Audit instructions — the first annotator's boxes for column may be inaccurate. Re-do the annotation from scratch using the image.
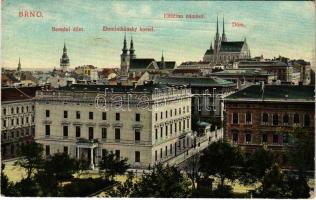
[90,148,94,170]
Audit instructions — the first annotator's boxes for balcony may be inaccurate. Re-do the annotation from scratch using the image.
[100,138,151,146]
[112,121,123,128]
[99,122,110,127]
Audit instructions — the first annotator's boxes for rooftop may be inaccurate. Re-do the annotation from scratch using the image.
[58,82,185,93]
[220,41,245,52]
[2,86,41,102]
[225,85,315,102]
[212,69,271,76]
[154,76,235,87]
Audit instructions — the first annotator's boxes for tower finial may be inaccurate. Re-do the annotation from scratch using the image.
[222,14,227,42]
[216,14,219,34]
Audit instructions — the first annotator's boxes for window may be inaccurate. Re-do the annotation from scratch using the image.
[283,133,289,144]
[183,120,185,130]
[155,150,157,161]
[304,114,310,127]
[89,127,94,140]
[3,108,6,115]
[16,118,19,125]
[179,108,182,115]
[165,146,168,156]
[262,134,267,143]
[102,128,107,139]
[262,113,268,124]
[160,112,163,119]
[175,109,177,116]
[165,126,168,137]
[283,114,289,125]
[187,119,190,128]
[273,114,278,126]
[64,146,68,154]
[232,113,238,124]
[76,126,81,137]
[11,119,14,126]
[170,110,173,117]
[160,148,162,158]
[102,112,107,120]
[135,113,140,122]
[16,107,19,113]
[116,113,120,121]
[165,111,168,118]
[21,118,24,125]
[22,107,24,113]
[155,129,158,140]
[294,113,300,124]
[45,145,50,156]
[45,110,50,117]
[245,112,251,124]
[3,120,6,128]
[170,124,173,134]
[89,112,93,120]
[245,132,251,144]
[63,126,68,137]
[45,125,50,136]
[232,131,238,143]
[170,144,172,155]
[32,105,35,111]
[135,151,140,162]
[135,129,140,141]
[115,150,120,160]
[115,128,120,140]
[155,113,157,121]
[76,111,80,119]
[179,122,181,132]
[160,127,163,138]
[175,122,177,133]
[26,106,29,112]
[11,107,14,114]
[273,134,279,144]
[26,117,29,123]
[64,111,68,118]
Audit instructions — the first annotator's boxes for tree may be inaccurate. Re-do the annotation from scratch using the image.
[254,163,291,198]
[199,141,243,189]
[15,142,44,179]
[241,147,275,185]
[75,158,90,178]
[44,152,78,183]
[98,150,129,181]
[108,171,135,197]
[1,163,15,196]
[183,153,200,189]
[130,164,191,197]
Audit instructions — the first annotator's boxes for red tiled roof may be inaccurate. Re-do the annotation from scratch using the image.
[1,86,41,102]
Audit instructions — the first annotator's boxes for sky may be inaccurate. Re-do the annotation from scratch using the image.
[1,0,315,70]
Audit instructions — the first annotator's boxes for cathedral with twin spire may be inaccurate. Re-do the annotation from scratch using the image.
[203,16,251,64]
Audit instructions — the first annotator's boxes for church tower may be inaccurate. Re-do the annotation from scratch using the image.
[120,33,130,77]
[222,15,227,42]
[17,57,21,72]
[129,36,136,59]
[60,42,70,71]
[214,15,221,62]
[161,51,166,69]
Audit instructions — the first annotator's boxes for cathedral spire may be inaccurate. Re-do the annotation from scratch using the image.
[17,57,21,71]
[216,14,219,35]
[222,15,227,42]
[129,35,136,59]
[63,42,67,53]
[122,33,128,55]
[60,42,70,71]
[161,50,165,69]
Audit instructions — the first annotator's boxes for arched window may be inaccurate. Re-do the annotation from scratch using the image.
[283,114,289,124]
[273,114,278,125]
[232,130,239,143]
[294,113,300,124]
[304,114,310,127]
[232,113,239,124]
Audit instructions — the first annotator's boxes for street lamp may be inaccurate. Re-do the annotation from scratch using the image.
[212,88,217,113]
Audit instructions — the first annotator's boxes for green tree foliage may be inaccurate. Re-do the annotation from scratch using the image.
[241,147,275,185]
[1,164,15,196]
[130,164,191,197]
[199,141,243,188]
[108,172,135,197]
[254,163,291,198]
[98,150,129,181]
[15,142,44,179]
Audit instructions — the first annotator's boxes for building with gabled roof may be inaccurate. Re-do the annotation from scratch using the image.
[203,16,251,64]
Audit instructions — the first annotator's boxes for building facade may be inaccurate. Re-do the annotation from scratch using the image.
[35,83,192,169]
[1,87,40,159]
[224,84,314,153]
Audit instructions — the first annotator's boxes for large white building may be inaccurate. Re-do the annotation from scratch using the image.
[35,82,192,169]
